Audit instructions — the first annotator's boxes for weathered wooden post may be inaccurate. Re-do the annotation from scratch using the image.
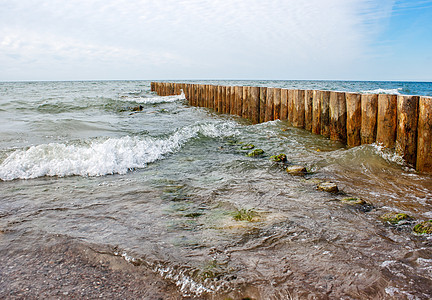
[346,92,362,147]
[305,90,314,131]
[187,84,193,105]
[280,89,288,121]
[215,86,221,112]
[228,86,235,115]
[396,95,419,167]
[250,86,260,124]
[312,90,322,135]
[288,90,295,124]
[210,85,216,109]
[259,87,267,123]
[376,94,397,148]
[225,86,231,113]
[361,93,379,145]
[329,91,347,143]
[242,86,249,119]
[265,88,274,122]
[273,88,281,120]
[235,86,243,116]
[417,96,432,173]
[151,82,155,92]
[292,90,305,128]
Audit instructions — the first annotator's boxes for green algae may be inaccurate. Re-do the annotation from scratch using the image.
[232,208,258,222]
[380,212,413,225]
[247,149,264,157]
[270,153,287,162]
[413,220,432,234]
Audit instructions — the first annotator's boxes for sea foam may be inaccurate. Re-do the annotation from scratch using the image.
[361,88,402,95]
[0,121,238,181]
[121,90,186,104]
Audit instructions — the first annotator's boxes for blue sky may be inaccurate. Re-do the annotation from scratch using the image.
[0,0,431,81]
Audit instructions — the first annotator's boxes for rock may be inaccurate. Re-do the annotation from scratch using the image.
[132,105,143,111]
[380,212,413,225]
[286,165,307,175]
[247,149,264,157]
[341,197,366,205]
[317,182,339,193]
[270,154,287,162]
[413,220,432,234]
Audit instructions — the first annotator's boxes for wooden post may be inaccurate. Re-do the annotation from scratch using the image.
[360,94,378,145]
[312,90,321,135]
[346,92,362,147]
[417,97,432,173]
[293,90,305,128]
[273,88,281,120]
[329,91,346,143]
[242,86,249,119]
[187,84,193,105]
[265,88,274,122]
[259,87,267,123]
[288,89,295,124]
[305,90,313,131]
[229,86,235,115]
[280,89,288,121]
[376,94,397,148]
[250,86,260,124]
[151,82,155,92]
[235,86,243,116]
[396,95,419,167]
[225,86,231,113]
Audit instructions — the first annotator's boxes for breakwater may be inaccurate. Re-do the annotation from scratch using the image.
[151,82,432,174]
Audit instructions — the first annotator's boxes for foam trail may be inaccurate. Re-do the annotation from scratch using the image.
[0,121,238,181]
[122,90,186,104]
[362,88,402,95]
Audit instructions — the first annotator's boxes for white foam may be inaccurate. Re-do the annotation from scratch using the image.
[122,90,186,104]
[0,121,238,181]
[372,143,405,165]
[362,88,402,95]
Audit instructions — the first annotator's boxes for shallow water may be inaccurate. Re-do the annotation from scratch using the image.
[1,80,432,298]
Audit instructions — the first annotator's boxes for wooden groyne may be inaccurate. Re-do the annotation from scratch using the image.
[151,82,432,174]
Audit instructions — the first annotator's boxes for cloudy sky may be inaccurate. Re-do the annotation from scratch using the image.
[1,0,431,81]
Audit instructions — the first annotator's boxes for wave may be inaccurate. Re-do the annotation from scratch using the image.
[361,88,402,95]
[120,90,186,105]
[0,120,238,181]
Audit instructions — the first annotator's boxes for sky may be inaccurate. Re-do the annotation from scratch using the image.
[0,0,431,81]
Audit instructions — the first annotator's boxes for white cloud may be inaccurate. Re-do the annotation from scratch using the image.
[0,0,402,80]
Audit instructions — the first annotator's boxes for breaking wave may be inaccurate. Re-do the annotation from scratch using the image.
[121,90,186,104]
[361,88,402,95]
[0,121,238,181]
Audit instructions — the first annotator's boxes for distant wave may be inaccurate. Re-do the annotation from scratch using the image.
[0,120,238,181]
[361,88,402,95]
[120,90,186,104]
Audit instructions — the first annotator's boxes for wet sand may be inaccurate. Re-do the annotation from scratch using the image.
[0,233,186,300]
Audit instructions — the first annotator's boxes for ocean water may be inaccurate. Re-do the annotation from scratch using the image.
[1,80,432,298]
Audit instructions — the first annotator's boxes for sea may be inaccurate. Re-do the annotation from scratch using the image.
[1,80,432,298]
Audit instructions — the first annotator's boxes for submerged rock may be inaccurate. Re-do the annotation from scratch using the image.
[380,212,413,225]
[132,105,143,111]
[341,197,374,212]
[286,165,307,175]
[413,220,432,234]
[341,197,366,205]
[317,182,339,193]
[270,154,287,162]
[247,149,264,157]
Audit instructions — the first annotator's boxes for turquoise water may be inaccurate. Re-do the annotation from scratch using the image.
[0,80,431,298]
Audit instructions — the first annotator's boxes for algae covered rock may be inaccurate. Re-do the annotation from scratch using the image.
[317,182,339,193]
[413,220,432,234]
[270,154,287,162]
[232,208,259,222]
[247,149,264,157]
[380,212,413,225]
[286,165,307,175]
[341,197,366,205]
